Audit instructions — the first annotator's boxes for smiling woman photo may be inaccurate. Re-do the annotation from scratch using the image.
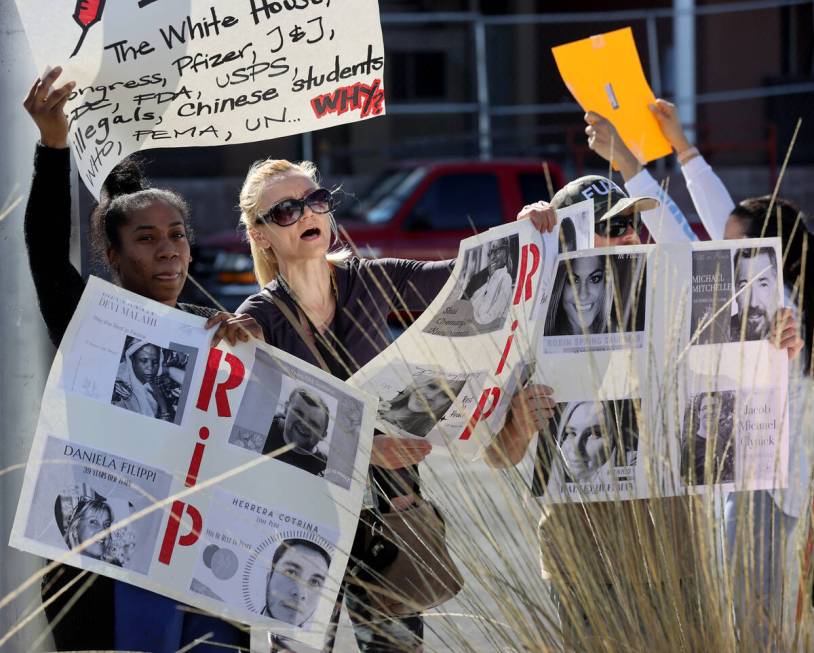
[545,255,612,336]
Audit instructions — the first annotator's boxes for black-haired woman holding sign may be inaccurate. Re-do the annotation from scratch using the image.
[23,67,261,652]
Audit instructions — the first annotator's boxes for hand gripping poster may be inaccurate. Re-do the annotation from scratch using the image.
[10,277,376,649]
[13,0,386,197]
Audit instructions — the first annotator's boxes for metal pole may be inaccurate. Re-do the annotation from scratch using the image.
[0,2,63,650]
[473,17,492,159]
[673,0,697,144]
[301,131,314,163]
[646,14,667,176]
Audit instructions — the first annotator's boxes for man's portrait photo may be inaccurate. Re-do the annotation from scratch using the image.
[228,350,361,490]
[730,246,781,342]
[262,386,332,477]
[262,538,331,628]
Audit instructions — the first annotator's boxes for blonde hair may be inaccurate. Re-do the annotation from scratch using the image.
[239,158,350,286]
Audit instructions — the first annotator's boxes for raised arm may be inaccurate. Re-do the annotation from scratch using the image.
[22,67,85,347]
[585,111,697,243]
[649,99,734,241]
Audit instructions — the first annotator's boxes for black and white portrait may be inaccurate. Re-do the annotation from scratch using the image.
[229,350,361,489]
[262,385,333,477]
[424,234,520,337]
[680,390,736,486]
[542,252,647,353]
[110,335,195,425]
[533,399,639,496]
[378,374,467,438]
[24,437,172,574]
[558,216,577,254]
[544,253,647,337]
[191,489,338,631]
[730,246,781,342]
[259,538,331,627]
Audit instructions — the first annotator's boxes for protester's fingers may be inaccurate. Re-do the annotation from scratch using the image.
[45,81,75,111]
[206,312,231,347]
[517,201,556,233]
[35,66,62,104]
[205,312,230,329]
[23,78,40,110]
[372,437,432,468]
[584,111,607,125]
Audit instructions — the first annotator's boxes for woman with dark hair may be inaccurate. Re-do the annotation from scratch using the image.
[544,255,612,337]
[558,216,577,253]
[24,67,260,652]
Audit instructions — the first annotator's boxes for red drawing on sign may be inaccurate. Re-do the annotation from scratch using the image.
[310,78,385,119]
[69,0,106,58]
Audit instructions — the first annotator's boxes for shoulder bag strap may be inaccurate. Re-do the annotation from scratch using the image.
[261,288,331,373]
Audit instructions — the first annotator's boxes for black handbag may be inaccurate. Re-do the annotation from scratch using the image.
[347,498,464,616]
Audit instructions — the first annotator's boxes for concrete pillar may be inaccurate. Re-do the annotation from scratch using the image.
[0,1,68,649]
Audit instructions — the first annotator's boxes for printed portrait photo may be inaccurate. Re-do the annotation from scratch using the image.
[729,246,782,343]
[544,253,647,338]
[423,234,520,337]
[110,335,196,425]
[229,350,362,489]
[532,399,640,497]
[689,249,734,345]
[376,367,469,438]
[190,489,338,631]
[680,390,736,486]
[558,216,578,254]
[24,437,172,574]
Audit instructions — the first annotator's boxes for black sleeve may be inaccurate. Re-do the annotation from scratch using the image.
[24,144,85,348]
[361,258,455,313]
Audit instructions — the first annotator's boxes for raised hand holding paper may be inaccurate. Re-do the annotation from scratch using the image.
[552,27,671,163]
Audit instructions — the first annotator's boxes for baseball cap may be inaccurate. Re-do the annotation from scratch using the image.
[551,175,659,224]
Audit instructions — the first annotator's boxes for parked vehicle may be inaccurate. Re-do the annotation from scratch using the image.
[189,159,566,310]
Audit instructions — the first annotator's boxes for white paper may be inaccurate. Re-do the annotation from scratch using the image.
[10,277,376,649]
[14,0,386,197]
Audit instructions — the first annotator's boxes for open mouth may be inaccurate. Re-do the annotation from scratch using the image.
[154,272,182,282]
[301,227,321,240]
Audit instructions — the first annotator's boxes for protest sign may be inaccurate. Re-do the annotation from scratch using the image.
[344,199,788,499]
[552,27,671,163]
[9,277,376,649]
[14,0,386,197]
[348,203,594,456]
[528,237,789,503]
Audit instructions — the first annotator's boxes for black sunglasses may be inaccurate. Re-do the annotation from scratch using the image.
[256,188,335,227]
[595,213,641,239]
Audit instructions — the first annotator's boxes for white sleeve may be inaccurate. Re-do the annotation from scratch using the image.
[624,170,698,243]
[680,155,735,242]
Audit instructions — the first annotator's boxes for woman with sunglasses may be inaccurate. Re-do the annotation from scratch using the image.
[235,158,558,651]
[24,67,261,652]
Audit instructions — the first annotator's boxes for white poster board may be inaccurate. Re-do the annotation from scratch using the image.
[10,277,376,649]
[14,0,386,197]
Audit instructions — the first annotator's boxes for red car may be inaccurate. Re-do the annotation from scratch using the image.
[189,159,565,310]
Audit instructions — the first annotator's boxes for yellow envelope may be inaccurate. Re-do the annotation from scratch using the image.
[552,27,672,163]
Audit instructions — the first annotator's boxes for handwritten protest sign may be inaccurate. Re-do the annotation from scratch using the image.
[9,277,376,649]
[552,27,671,163]
[14,0,386,197]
